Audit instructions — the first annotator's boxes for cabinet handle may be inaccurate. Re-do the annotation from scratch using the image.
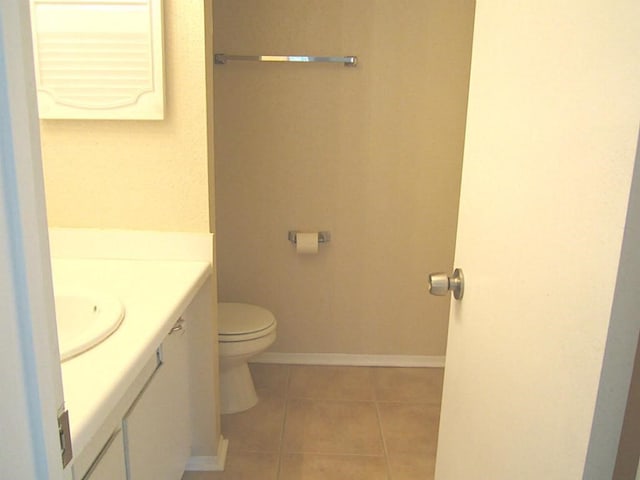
[169,317,185,335]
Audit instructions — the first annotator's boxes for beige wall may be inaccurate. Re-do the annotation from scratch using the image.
[38,1,221,456]
[214,0,474,355]
[40,1,212,233]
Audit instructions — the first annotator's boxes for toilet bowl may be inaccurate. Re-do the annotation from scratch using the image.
[218,302,277,414]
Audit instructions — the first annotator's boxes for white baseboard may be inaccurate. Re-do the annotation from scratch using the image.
[185,436,229,472]
[252,352,445,368]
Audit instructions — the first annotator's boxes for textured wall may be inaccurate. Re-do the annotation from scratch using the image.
[214,0,475,355]
[40,1,212,233]
[38,1,220,456]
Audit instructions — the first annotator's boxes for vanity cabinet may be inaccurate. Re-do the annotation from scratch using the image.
[123,319,191,480]
[73,318,191,480]
[58,262,219,480]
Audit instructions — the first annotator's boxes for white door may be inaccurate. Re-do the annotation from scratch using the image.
[435,1,640,479]
[0,2,69,478]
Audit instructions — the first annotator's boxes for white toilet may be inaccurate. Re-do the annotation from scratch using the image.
[218,302,277,414]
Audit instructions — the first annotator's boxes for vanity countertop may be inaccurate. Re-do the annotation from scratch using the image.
[51,257,211,457]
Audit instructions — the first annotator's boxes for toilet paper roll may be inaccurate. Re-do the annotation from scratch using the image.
[296,232,319,254]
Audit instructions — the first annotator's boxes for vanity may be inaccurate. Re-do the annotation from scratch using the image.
[49,230,225,479]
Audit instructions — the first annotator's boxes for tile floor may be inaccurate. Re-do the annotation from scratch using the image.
[182,364,444,480]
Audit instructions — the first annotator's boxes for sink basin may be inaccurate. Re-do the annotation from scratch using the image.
[54,291,125,362]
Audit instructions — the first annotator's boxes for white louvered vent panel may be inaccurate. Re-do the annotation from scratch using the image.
[30,0,164,119]
[37,32,152,109]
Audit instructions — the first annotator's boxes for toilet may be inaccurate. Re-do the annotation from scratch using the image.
[217,302,277,414]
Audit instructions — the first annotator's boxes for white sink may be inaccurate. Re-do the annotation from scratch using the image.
[55,291,125,362]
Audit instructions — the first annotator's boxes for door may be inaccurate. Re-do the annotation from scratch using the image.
[0,2,69,478]
[434,1,640,479]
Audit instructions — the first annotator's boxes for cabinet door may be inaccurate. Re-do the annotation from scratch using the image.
[83,430,126,480]
[30,0,165,119]
[123,322,190,480]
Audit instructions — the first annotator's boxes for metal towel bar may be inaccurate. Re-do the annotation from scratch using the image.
[215,53,357,67]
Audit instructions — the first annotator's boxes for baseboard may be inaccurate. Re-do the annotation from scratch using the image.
[252,352,446,368]
[184,436,229,472]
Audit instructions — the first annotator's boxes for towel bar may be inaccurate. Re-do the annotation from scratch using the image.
[215,54,357,67]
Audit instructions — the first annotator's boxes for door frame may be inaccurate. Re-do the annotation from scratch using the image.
[0,2,68,478]
[586,133,640,478]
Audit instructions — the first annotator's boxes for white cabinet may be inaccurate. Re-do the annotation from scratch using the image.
[74,319,191,480]
[66,274,219,480]
[82,430,127,480]
[29,0,165,119]
[123,319,191,480]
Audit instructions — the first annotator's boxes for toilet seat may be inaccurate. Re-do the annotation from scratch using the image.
[218,302,277,342]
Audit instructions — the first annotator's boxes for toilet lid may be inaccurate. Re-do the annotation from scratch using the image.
[218,303,276,339]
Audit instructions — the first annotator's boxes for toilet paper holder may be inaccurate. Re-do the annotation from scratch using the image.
[288,231,331,244]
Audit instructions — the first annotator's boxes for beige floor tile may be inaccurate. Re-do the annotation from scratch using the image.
[182,452,279,480]
[387,452,436,480]
[283,399,384,455]
[288,365,374,401]
[182,472,221,480]
[222,393,286,453]
[250,363,290,396]
[280,453,388,480]
[378,403,440,455]
[373,367,444,404]
[203,365,443,479]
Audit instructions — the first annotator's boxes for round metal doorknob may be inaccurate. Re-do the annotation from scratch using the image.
[428,268,464,300]
[429,273,450,296]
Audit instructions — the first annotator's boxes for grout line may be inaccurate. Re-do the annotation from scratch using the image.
[376,399,442,405]
[372,369,393,480]
[275,364,292,480]
[275,451,388,458]
[283,396,379,403]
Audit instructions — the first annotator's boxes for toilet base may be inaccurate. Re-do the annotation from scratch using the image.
[219,361,258,414]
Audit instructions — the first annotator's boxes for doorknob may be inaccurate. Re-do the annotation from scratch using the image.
[428,268,464,300]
